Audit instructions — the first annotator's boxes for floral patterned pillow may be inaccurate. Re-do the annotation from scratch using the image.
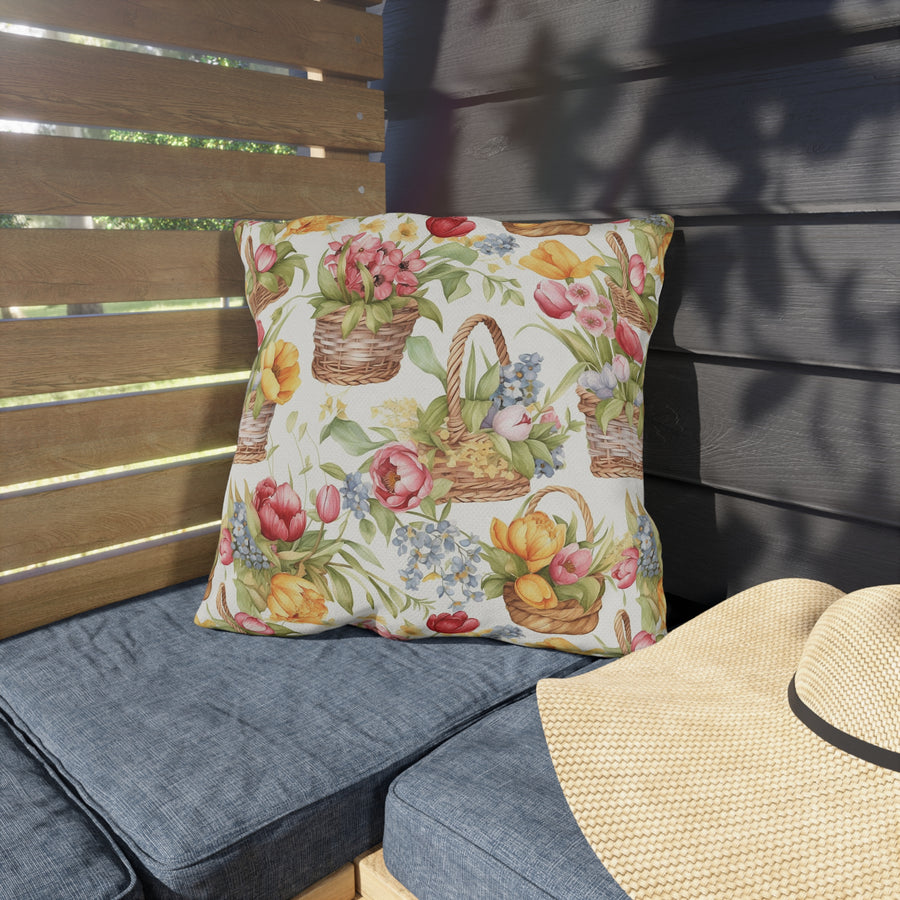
[195,213,674,655]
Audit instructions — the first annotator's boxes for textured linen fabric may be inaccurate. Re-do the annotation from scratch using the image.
[382,676,628,900]
[0,580,594,900]
[0,718,142,900]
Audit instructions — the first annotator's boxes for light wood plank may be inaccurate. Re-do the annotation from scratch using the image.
[652,221,900,373]
[0,32,383,151]
[384,0,900,98]
[0,458,232,571]
[289,862,356,900]
[0,134,385,219]
[1,230,244,307]
[642,355,900,526]
[356,848,418,900]
[0,0,382,80]
[0,383,246,487]
[389,41,899,217]
[645,476,900,609]
[0,531,217,639]
[0,308,258,397]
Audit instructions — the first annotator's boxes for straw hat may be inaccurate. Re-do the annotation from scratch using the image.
[537,579,900,899]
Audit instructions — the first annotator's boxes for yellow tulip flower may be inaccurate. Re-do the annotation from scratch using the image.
[519,240,604,280]
[260,339,301,405]
[514,573,559,609]
[266,573,327,624]
[491,512,567,573]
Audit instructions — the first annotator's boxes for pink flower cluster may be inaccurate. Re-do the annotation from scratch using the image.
[534,279,616,339]
[325,233,426,301]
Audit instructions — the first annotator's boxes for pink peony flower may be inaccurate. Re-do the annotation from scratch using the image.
[534,280,576,319]
[575,304,614,338]
[425,216,476,238]
[370,441,433,512]
[315,484,341,524]
[492,403,533,442]
[218,528,234,565]
[610,547,639,589]
[253,479,308,542]
[254,243,277,273]
[234,612,275,635]
[615,320,645,363]
[427,611,480,634]
[628,254,646,294]
[565,282,599,307]
[631,630,656,651]
[612,354,631,383]
[549,543,593,585]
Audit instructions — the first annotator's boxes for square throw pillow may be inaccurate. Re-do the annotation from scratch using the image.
[195,213,674,655]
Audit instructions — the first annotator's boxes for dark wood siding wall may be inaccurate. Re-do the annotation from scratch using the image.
[380,0,900,619]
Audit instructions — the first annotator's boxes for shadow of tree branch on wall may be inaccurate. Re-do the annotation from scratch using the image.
[381,0,900,608]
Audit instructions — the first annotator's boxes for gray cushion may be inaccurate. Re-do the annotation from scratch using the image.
[383,680,629,900]
[0,579,594,899]
[0,718,142,900]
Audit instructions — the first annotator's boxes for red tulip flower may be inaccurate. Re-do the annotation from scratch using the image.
[253,479,307,542]
[427,611,480,634]
[425,216,476,238]
[615,319,645,363]
[254,243,278,273]
[534,279,576,319]
[315,484,341,524]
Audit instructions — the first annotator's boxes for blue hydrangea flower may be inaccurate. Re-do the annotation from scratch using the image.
[340,471,371,520]
[634,514,660,577]
[473,233,519,256]
[230,502,270,570]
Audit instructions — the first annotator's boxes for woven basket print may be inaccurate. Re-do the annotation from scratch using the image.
[577,386,643,478]
[312,303,420,385]
[501,486,604,635]
[196,214,673,656]
[422,314,531,503]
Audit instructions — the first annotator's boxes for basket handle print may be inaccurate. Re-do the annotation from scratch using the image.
[524,485,595,544]
[445,314,511,446]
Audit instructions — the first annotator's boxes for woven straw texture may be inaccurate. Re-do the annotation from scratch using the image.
[537,579,900,899]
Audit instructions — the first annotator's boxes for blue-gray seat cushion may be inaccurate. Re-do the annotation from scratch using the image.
[0,718,142,900]
[0,579,594,900]
[382,676,629,900]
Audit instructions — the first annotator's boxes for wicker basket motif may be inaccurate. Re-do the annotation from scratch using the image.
[422,313,531,503]
[577,386,643,479]
[311,302,420,386]
[501,486,604,635]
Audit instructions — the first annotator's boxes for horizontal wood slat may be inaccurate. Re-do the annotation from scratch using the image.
[645,475,900,608]
[652,221,900,373]
[0,458,231,571]
[0,134,385,219]
[385,0,900,98]
[0,531,216,639]
[0,382,247,487]
[0,0,382,80]
[1,230,245,307]
[0,33,383,151]
[389,41,899,218]
[0,308,258,397]
[643,355,900,526]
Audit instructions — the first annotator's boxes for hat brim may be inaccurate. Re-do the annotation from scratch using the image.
[537,579,900,899]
